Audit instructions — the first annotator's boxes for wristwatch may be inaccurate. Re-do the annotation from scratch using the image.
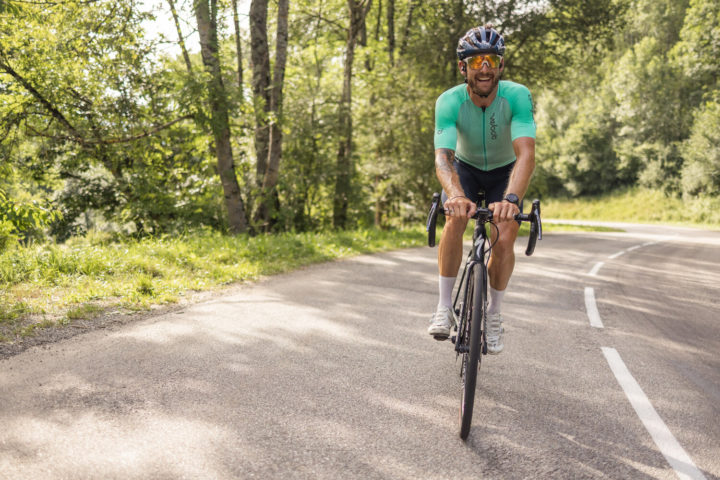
[503,193,520,206]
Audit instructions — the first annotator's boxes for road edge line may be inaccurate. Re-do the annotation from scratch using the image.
[601,347,708,480]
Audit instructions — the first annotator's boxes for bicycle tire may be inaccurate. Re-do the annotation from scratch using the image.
[459,264,485,439]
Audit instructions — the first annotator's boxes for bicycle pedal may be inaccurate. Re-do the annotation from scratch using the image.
[433,334,449,342]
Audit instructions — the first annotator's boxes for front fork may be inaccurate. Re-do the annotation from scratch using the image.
[452,233,488,357]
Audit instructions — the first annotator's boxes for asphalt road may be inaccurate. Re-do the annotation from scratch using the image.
[1,224,718,480]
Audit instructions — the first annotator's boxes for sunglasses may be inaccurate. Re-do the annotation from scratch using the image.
[465,54,502,70]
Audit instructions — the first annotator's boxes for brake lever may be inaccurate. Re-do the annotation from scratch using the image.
[533,199,543,241]
[524,199,542,256]
[427,193,441,247]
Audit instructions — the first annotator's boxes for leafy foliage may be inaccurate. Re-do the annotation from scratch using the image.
[682,99,720,196]
[533,0,720,200]
[0,187,60,250]
[1,0,718,248]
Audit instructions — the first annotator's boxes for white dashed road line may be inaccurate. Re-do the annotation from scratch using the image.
[591,241,655,276]
[585,239,706,480]
[583,287,604,328]
[602,348,708,480]
[588,261,604,276]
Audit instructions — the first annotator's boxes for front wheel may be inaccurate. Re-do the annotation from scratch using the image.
[459,265,485,439]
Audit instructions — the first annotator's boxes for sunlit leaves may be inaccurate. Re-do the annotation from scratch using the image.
[682,100,720,196]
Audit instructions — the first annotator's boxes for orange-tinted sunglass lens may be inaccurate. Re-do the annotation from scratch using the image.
[466,54,501,69]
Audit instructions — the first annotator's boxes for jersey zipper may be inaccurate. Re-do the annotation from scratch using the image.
[482,108,488,170]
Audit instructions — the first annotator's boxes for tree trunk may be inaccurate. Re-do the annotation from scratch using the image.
[195,0,248,234]
[231,0,244,97]
[374,0,382,40]
[167,0,193,73]
[399,0,416,55]
[387,0,394,65]
[249,0,271,188]
[333,0,372,229]
[257,0,290,229]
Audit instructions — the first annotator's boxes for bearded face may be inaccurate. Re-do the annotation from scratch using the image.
[461,56,503,98]
[467,68,500,97]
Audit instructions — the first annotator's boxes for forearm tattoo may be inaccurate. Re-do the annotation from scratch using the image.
[435,148,455,173]
[435,149,463,197]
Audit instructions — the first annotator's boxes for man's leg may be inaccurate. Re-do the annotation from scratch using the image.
[488,220,520,292]
[428,215,468,338]
[438,215,468,280]
[485,219,520,352]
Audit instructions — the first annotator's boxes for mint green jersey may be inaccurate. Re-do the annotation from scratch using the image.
[434,81,536,171]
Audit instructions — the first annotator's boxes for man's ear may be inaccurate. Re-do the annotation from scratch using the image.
[458,60,467,75]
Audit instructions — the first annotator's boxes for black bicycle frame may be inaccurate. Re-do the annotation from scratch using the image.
[452,206,493,356]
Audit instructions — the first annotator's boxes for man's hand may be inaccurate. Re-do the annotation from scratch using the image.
[444,195,476,218]
[488,200,519,222]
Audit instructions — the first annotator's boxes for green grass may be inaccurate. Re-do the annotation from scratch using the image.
[0,297,31,325]
[65,303,104,321]
[541,188,720,228]
[0,227,427,341]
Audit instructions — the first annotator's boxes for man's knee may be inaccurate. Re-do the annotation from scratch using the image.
[442,216,468,238]
[493,225,519,256]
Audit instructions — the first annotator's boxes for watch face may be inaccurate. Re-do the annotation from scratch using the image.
[505,194,519,205]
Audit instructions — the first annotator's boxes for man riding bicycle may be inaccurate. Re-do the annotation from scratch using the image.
[428,25,536,354]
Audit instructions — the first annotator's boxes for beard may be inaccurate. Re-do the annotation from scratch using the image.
[468,71,501,97]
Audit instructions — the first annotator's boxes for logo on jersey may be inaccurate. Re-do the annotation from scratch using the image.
[490,114,497,140]
[436,129,444,135]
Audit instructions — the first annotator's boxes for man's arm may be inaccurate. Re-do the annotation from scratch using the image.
[506,137,535,200]
[435,148,462,197]
[435,148,476,218]
[490,137,535,222]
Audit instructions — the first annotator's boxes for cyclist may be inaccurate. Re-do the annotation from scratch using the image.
[427,24,536,354]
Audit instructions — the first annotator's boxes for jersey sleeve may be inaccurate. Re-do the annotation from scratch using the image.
[434,92,458,150]
[509,85,536,140]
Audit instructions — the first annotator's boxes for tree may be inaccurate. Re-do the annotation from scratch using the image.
[250,0,272,195]
[194,0,248,233]
[273,0,343,230]
[251,0,290,230]
[674,0,720,103]
[231,0,245,93]
[333,0,372,229]
[676,0,720,196]
[682,99,720,197]
[167,0,193,73]
[386,0,395,65]
[0,1,209,236]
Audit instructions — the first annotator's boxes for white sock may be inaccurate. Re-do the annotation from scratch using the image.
[438,276,456,309]
[488,287,505,315]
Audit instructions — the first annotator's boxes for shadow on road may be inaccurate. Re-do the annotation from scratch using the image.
[1,239,718,479]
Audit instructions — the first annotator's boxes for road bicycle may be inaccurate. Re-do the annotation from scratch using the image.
[426,192,542,440]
